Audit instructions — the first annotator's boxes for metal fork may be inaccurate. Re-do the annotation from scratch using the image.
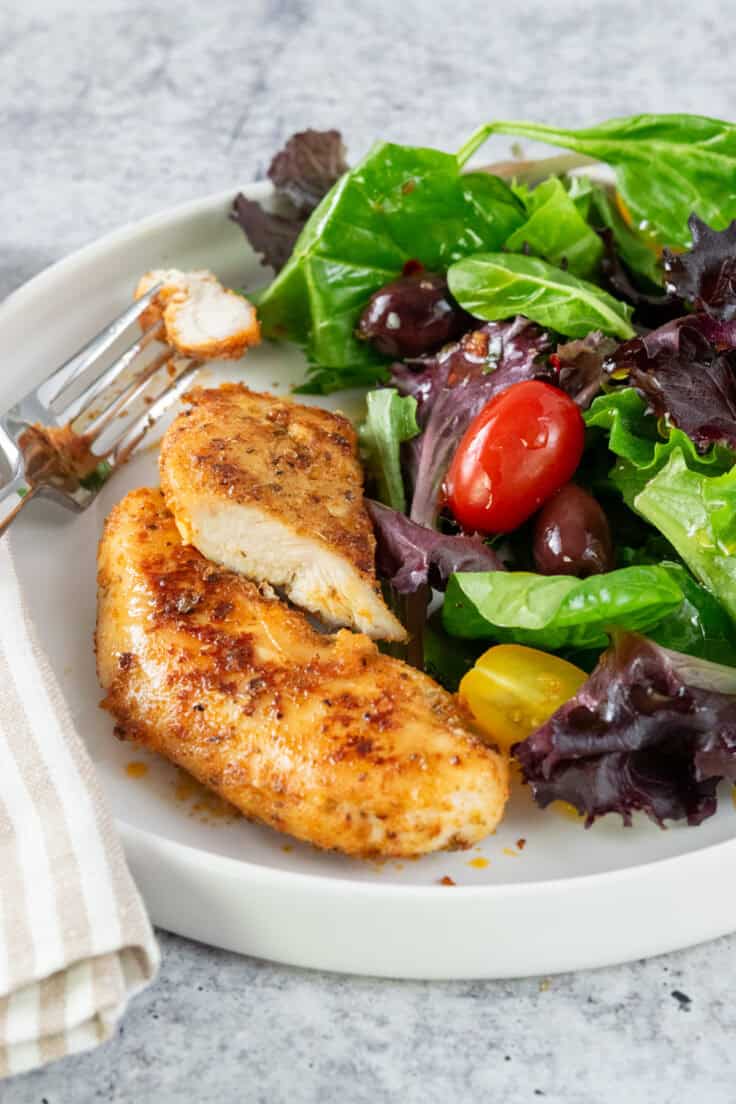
[0,284,201,536]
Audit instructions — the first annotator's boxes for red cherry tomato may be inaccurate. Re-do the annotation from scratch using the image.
[445,381,585,534]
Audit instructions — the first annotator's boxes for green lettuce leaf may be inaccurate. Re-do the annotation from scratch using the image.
[505,176,603,278]
[584,387,662,470]
[447,253,634,339]
[358,389,419,513]
[584,388,734,506]
[701,466,736,553]
[565,174,595,219]
[256,140,525,393]
[442,565,683,649]
[634,450,736,621]
[583,388,736,633]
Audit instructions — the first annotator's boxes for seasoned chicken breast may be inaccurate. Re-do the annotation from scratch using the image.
[159,384,406,641]
[135,269,260,359]
[96,488,508,858]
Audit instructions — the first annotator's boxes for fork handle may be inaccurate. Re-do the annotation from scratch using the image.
[0,477,37,539]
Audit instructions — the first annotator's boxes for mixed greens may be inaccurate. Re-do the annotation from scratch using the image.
[233,115,736,829]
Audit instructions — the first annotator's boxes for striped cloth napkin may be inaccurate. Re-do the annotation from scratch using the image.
[0,540,159,1078]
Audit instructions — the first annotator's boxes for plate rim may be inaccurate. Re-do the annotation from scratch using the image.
[116,811,736,898]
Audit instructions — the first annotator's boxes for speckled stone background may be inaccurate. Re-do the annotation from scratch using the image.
[3,0,736,1100]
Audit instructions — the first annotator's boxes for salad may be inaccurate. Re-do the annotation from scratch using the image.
[231,115,736,830]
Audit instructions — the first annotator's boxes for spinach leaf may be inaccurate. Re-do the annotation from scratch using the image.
[442,565,683,650]
[358,389,419,513]
[460,114,736,249]
[257,141,525,393]
[588,184,664,288]
[505,176,603,278]
[634,449,736,621]
[447,253,634,339]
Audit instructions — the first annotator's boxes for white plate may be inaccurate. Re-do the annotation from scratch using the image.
[3,183,736,979]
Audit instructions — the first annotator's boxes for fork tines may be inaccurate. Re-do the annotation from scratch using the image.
[48,282,200,468]
[39,283,165,410]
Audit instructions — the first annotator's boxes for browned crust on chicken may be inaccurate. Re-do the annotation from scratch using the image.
[136,279,181,333]
[96,488,508,857]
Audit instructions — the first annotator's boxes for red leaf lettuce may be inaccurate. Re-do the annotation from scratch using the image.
[367,500,503,593]
[514,632,736,827]
[664,214,736,320]
[230,129,348,272]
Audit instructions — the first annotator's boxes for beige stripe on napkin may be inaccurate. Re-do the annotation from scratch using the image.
[0,540,159,1078]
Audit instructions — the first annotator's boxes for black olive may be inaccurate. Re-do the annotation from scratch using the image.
[356,270,466,359]
[533,483,615,578]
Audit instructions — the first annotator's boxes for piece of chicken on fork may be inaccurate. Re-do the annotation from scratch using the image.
[135,269,261,360]
[96,489,509,858]
[159,384,406,641]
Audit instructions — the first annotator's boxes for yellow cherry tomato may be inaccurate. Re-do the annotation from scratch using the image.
[458,644,587,755]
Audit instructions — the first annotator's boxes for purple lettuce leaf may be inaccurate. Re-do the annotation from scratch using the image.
[392,317,552,421]
[407,373,501,528]
[552,332,618,410]
[514,632,736,827]
[267,129,348,213]
[603,310,736,380]
[229,194,304,273]
[388,356,444,423]
[390,319,551,526]
[611,324,736,452]
[230,129,348,272]
[638,311,736,357]
[663,214,736,320]
[366,500,503,593]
